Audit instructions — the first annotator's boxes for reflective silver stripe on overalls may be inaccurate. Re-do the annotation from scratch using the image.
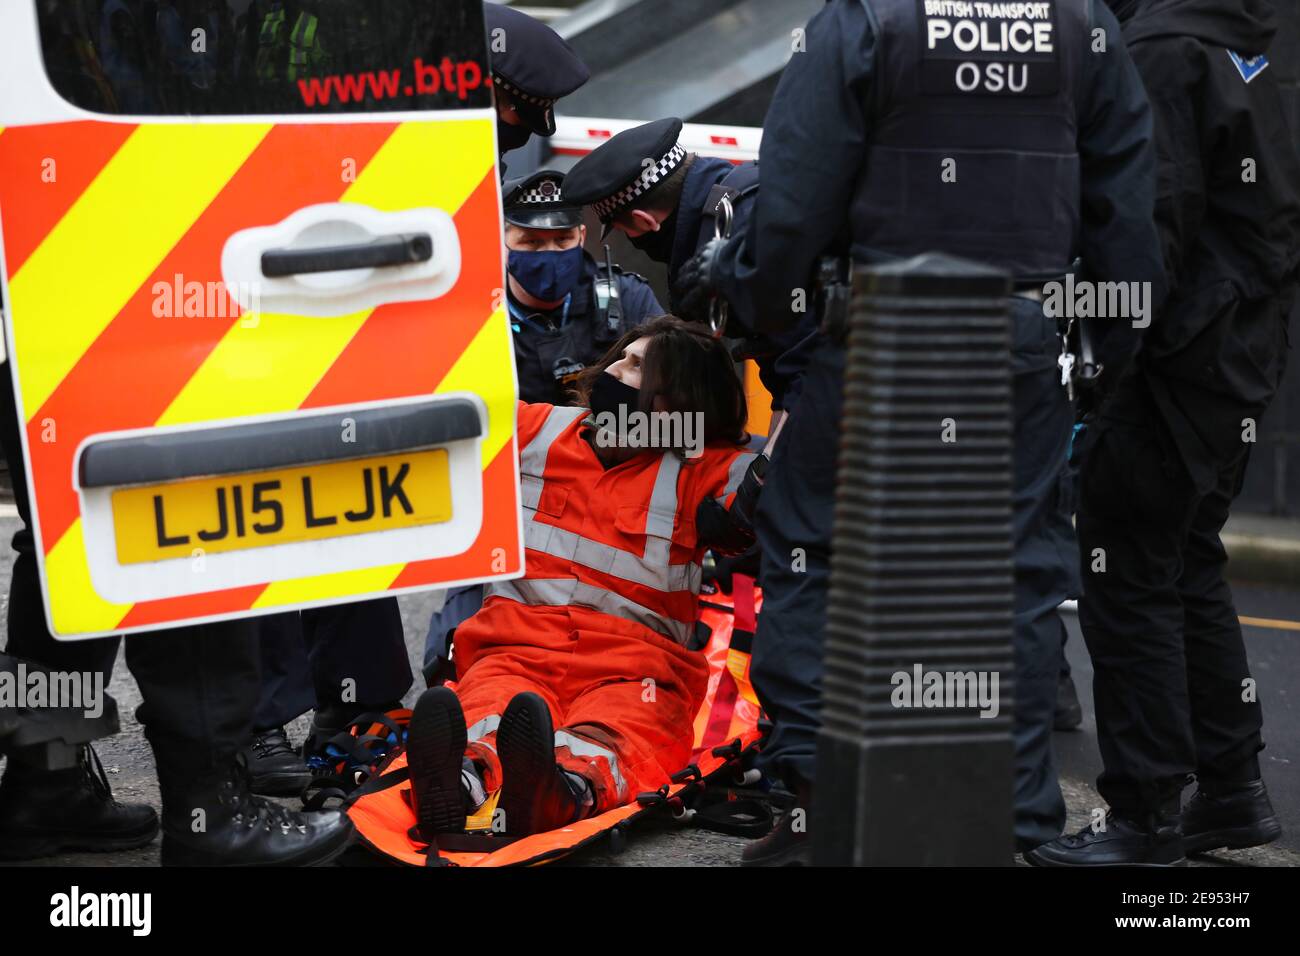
[488,405,699,645]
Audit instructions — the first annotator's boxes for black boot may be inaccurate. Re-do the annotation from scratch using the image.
[1182,779,1281,854]
[407,687,468,838]
[741,782,812,866]
[0,744,158,859]
[159,761,354,867]
[1054,673,1083,731]
[1024,809,1185,866]
[240,726,311,797]
[497,692,582,835]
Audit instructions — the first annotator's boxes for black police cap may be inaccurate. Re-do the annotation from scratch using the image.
[485,3,590,137]
[502,170,583,230]
[562,118,687,224]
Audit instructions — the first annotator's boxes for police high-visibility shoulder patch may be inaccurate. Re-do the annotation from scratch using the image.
[1228,50,1269,85]
[918,0,1061,97]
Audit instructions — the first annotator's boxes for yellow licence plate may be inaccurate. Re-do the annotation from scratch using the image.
[111,450,451,565]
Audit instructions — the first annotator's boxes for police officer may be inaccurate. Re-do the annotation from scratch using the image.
[563,117,819,414]
[484,2,589,173]
[1029,0,1300,867]
[681,0,1165,863]
[422,170,662,677]
[0,357,352,864]
[502,169,662,405]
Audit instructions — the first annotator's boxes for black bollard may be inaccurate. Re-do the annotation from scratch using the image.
[813,253,1017,866]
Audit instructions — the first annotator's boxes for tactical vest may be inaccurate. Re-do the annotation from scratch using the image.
[853,0,1089,278]
[512,305,608,406]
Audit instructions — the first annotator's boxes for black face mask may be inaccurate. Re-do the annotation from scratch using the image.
[497,119,533,156]
[626,210,679,264]
[589,371,640,420]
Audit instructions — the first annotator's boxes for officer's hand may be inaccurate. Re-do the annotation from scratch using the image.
[702,548,761,594]
[696,494,755,557]
[671,238,724,324]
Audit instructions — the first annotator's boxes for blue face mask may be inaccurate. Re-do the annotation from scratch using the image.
[507,246,585,303]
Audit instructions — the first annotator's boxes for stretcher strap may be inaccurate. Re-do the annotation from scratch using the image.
[342,762,410,808]
[302,785,350,812]
[692,796,773,838]
[732,575,756,632]
[429,832,523,851]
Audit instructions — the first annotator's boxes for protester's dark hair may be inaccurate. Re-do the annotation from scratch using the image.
[573,314,748,447]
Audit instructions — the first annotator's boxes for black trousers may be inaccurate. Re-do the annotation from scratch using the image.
[253,597,411,732]
[750,338,841,790]
[753,303,1076,849]
[1077,378,1263,816]
[0,362,258,807]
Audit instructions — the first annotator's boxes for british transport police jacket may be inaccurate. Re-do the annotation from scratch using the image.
[712,0,1166,371]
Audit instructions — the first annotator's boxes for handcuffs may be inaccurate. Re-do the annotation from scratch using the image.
[707,194,734,338]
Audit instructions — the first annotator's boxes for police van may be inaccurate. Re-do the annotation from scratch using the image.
[0,0,522,638]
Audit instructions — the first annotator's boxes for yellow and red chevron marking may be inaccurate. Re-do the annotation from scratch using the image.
[0,117,517,635]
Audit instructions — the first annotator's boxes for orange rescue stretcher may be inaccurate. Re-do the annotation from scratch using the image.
[341,579,766,866]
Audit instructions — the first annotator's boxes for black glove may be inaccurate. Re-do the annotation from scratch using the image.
[671,237,725,324]
[694,455,767,557]
[696,495,755,556]
[702,547,761,594]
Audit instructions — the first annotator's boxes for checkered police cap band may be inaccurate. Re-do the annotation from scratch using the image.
[518,180,564,204]
[591,144,688,221]
[492,73,557,110]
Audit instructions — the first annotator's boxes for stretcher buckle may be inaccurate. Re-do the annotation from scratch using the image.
[670,764,702,785]
[710,739,743,762]
[636,785,671,808]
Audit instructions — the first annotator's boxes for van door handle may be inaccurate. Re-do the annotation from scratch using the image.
[261,232,433,278]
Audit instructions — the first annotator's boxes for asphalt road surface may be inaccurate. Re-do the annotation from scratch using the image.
[1,513,1296,867]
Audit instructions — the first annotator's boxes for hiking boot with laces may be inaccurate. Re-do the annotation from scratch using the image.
[160,761,354,867]
[240,726,312,796]
[0,744,159,859]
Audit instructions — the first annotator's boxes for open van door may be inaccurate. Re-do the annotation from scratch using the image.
[0,0,521,638]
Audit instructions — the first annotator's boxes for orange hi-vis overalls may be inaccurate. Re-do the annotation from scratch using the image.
[452,401,757,812]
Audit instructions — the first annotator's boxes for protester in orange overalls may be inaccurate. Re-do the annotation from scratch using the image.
[406,316,761,837]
